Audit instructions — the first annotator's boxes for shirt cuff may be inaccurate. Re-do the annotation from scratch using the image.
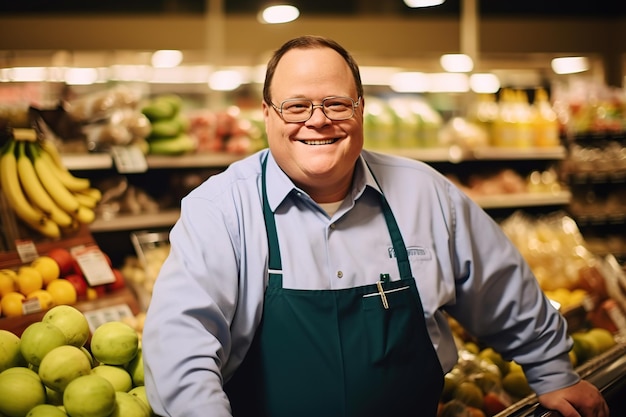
[523,352,581,395]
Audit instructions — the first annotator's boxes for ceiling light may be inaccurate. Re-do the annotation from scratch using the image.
[469,73,500,93]
[65,67,100,85]
[259,5,300,24]
[209,70,243,91]
[551,56,589,75]
[428,73,469,93]
[404,0,445,7]
[440,54,474,73]
[390,72,429,92]
[151,50,183,68]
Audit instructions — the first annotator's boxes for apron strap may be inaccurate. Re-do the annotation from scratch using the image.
[261,155,413,282]
[262,156,283,283]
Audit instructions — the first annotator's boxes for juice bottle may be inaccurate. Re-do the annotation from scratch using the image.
[532,88,560,147]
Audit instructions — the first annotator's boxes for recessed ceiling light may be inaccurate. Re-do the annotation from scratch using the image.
[259,5,300,24]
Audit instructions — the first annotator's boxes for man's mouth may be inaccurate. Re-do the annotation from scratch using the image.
[300,138,339,145]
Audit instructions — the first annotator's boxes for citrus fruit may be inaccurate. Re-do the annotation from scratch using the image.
[42,305,91,348]
[585,327,616,354]
[0,272,17,297]
[502,370,533,398]
[63,374,116,417]
[31,256,61,285]
[0,329,27,372]
[129,386,152,411]
[92,364,133,392]
[17,266,43,296]
[1,291,26,317]
[39,345,93,392]
[26,404,68,417]
[126,347,145,386]
[91,321,139,366]
[111,391,151,417]
[0,268,17,281]
[27,289,56,311]
[20,322,68,367]
[46,279,77,305]
[478,347,510,376]
[571,332,596,364]
[453,380,484,409]
[0,367,47,417]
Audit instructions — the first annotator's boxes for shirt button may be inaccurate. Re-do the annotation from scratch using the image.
[337,271,343,278]
[330,223,336,229]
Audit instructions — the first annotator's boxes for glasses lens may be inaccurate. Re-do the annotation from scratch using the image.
[278,97,356,122]
[281,99,313,122]
[323,97,355,120]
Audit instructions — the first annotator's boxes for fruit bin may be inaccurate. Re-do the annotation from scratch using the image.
[0,223,141,336]
[492,341,626,417]
[125,230,170,312]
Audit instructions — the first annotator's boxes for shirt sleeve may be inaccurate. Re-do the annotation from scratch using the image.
[442,181,579,394]
[142,177,266,417]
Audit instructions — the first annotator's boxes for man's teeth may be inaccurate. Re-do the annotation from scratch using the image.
[302,139,337,145]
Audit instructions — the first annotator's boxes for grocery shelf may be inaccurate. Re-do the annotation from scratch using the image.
[62,146,568,172]
[84,192,572,233]
[62,151,247,171]
[473,191,572,209]
[390,146,567,163]
[89,209,180,232]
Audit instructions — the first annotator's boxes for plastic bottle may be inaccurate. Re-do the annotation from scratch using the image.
[532,88,560,147]
[492,89,516,147]
[513,89,533,148]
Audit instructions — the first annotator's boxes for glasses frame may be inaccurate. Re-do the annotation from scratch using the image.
[270,96,361,123]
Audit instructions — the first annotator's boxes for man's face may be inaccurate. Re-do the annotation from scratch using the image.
[263,47,364,203]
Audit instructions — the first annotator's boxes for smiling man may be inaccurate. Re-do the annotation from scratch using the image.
[142,35,609,417]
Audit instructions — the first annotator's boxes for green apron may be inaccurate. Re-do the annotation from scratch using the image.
[224,158,444,416]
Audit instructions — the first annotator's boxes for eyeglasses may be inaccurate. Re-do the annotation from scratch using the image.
[270,96,361,123]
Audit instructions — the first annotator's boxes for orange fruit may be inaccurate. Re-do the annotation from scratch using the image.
[16,266,43,296]
[0,269,18,282]
[86,287,99,301]
[46,279,77,305]
[1,292,26,317]
[26,289,56,311]
[0,273,17,297]
[31,256,61,285]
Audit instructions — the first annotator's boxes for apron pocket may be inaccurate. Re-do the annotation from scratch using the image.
[361,283,421,364]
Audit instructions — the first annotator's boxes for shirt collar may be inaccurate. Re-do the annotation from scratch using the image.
[263,151,383,213]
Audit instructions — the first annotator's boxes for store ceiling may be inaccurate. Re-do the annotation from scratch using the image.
[1,0,625,17]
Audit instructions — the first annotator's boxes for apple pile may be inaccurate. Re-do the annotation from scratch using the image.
[0,247,126,319]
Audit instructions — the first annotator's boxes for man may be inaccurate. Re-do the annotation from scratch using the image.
[142,35,609,417]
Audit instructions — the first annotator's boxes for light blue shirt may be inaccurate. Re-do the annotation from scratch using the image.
[143,148,578,417]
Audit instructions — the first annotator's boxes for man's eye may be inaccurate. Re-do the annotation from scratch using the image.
[285,102,309,112]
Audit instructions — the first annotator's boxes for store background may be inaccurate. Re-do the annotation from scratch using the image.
[0,2,626,416]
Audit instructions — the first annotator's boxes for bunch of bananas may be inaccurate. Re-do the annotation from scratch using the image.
[0,128,102,239]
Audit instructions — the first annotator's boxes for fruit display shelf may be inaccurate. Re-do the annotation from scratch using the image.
[493,342,626,417]
[0,286,141,337]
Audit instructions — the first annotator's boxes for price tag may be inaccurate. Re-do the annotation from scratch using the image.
[83,304,135,333]
[21,298,43,315]
[15,239,39,263]
[71,245,115,286]
[111,145,148,174]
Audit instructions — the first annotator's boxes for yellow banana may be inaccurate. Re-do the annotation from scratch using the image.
[16,141,73,227]
[0,139,60,239]
[39,145,91,192]
[73,191,98,209]
[75,205,96,224]
[30,142,81,215]
[77,187,102,202]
